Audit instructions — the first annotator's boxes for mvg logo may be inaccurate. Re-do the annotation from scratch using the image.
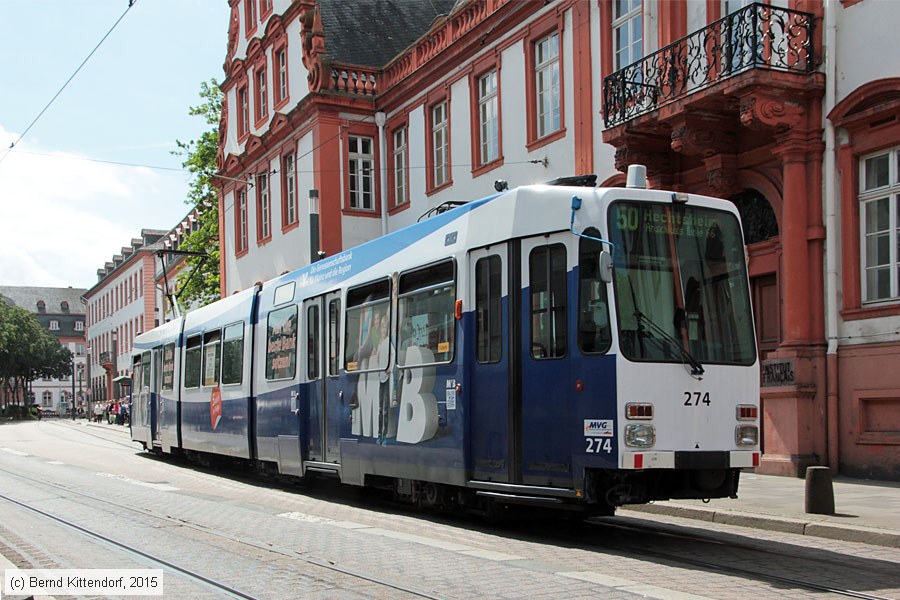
[583,419,614,437]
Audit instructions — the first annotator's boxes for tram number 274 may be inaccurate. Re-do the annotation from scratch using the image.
[585,438,613,453]
[684,391,711,406]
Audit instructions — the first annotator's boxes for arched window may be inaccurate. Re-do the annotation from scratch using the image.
[728,190,779,245]
[61,301,70,313]
[36,300,46,313]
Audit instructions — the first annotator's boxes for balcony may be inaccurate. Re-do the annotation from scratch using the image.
[99,351,112,366]
[603,3,815,128]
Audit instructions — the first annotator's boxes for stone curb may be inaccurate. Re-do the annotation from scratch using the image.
[621,503,900,549]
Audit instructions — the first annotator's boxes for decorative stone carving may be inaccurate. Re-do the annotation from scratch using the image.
[739,93,805,131]
[299,1,327,93]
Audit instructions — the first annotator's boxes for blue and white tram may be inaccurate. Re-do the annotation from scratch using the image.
[131,168,760,515]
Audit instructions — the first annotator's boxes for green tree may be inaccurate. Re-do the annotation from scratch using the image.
[172,78,223,308]
[0,301,73,417]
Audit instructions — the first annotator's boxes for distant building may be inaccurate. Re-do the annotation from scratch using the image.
[83,210,202,407]
[0,286,87,413]
[84,229,166,406]
[215,0,900,480]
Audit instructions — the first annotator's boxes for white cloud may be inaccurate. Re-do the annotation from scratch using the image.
[0,126,192,289]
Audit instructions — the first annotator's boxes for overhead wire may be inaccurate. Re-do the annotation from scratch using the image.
[0,0,138,169]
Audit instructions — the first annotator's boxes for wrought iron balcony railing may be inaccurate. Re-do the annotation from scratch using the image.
[603,3,814,128]
[99,351,112,365]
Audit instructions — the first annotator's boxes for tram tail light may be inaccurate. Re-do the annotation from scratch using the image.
[626,403,654,420]
[735,425,759,446]
[736,404,758,421]
[625,424,655,447]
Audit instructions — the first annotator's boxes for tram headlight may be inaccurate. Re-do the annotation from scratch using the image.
[735,425,759,446]
[624,424,655,447]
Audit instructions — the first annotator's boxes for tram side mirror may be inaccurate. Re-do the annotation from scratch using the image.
[598,250,613,283]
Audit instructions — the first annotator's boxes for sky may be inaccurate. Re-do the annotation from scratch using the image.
[0,0,229,290]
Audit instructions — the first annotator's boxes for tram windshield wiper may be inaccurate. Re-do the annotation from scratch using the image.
[634,310,704,377]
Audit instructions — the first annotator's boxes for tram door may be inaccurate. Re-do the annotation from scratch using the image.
[151,347,163,443]
[468,246,512,482]
[304,291,341,464]
[519,234,574,487]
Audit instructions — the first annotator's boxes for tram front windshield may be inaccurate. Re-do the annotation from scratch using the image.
[608,201,756,367]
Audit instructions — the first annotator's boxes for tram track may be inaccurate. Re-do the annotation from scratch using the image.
[2,435,896,600]
[0,466,444,600]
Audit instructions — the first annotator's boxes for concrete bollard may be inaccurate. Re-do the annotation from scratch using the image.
[804,466,835,515]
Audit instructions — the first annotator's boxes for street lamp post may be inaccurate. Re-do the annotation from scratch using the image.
[112,329,118,403]
[71,356,76,420]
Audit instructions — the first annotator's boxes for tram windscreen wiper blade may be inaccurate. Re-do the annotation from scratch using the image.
[634,310,705,377]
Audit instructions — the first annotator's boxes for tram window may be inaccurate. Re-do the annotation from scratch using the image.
[475,255,502,363]
[266,305,298,380]
[328,299,341,376]
[578,228,612,354]
[132,356,142,393]
[530,244,567,359]
[141,352,151,388]
[202,330,221,387]
[398,260,456,366]
[184,335,202,389]
[221,323,244,385]
[307,304,320,379]
[344,279,391,372]
[161,343,175,391]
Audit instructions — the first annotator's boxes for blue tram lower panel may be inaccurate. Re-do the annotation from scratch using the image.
[255,386,303,470]
[337,362,467,487]
[180,396,252,459]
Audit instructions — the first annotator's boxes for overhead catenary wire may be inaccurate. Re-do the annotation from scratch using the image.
[0,0,138,169]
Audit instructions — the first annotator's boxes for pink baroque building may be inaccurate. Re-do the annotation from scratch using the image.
[215,0,900,481]
[84,230,166,407]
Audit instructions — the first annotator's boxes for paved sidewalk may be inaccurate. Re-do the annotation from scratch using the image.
[621,471,900,548]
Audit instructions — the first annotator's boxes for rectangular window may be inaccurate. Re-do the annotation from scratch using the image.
[161,343,175,391]
[49,320,59,331]
[238,86,250,138]
[202,330,221,387]
[276,48,288,104]
[393,127,408,206]
[237,188,249,252]
[141,351,151,388]
[266,305,297,380]
[535,32,560,137]
[256,67,268,122]
[475,255,502,363]
[860,147,900,303]
[244,0,257,36]
[307,304,320,379]
[478,70,499,165]
[283,153,297,226]
[222,323,244,385]
[398,260,456,366]
[328,298,341,376]
[344,280,391,372]
[75,321,84,331]
[530,244,567,359]
[348,135,374,210]
[613,0,642,70]
[184,335,202,389]
[577,229,612,354]
[432,101,449,187]
[257,172,270,240]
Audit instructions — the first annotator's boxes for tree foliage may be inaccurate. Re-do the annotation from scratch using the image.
[0,301,73,413]
[172,78,223,308]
